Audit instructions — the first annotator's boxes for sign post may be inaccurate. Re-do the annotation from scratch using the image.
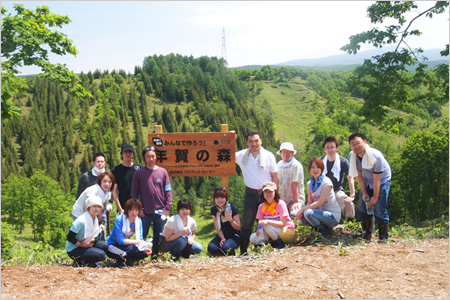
[148,124,235,190]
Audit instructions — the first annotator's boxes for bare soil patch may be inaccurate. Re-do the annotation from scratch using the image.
[1,238,448,299]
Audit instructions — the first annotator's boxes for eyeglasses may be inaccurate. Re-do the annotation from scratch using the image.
[215,188,226,192]
[324,146,336,150]
[350,141,363,147]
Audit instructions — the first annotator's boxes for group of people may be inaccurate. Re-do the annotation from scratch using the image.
[66,130,391,267]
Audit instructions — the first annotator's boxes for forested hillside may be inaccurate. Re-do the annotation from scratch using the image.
[2,54,448,247]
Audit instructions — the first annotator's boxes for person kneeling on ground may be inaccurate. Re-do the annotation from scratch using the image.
[296,157,341,242]
[162,199,203,261]
[250,182,296,249]
[208,188,241,256]
[107,198,151,268]
[66,196,114,267]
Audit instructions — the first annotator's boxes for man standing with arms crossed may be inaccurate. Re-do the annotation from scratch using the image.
[111,144,143,215]
[348,133,391,243]
[131,146,172,256]
[232,130,278,255]
[320,137,356,222]
[276,142,305,219]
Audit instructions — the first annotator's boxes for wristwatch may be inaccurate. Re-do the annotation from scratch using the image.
[350,194,355,198]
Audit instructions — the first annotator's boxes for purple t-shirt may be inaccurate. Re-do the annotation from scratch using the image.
[131,166,172,214]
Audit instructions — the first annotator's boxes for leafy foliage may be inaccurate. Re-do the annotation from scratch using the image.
[1,171,73,248]
[1,4,91,121]
[340,1,449,128]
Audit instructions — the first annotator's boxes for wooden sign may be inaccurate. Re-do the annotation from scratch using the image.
[147,132,236,177]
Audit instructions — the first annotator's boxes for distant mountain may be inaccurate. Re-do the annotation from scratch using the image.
[275,47,447,67]
[232,47,448,71]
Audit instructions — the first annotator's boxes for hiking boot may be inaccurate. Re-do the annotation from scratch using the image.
[378,223,389,243]
[361,219,373,241]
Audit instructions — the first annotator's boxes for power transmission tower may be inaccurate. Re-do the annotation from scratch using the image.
[221,27,228,66]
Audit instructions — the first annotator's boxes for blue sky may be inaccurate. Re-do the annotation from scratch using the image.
[2,1,448,75]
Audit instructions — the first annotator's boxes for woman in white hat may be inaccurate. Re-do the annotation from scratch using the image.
[66,196,113,267]
[249,182,296,249]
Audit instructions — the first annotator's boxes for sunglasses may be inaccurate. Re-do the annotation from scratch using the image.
[143,146,156,153]
[214,187,226,192]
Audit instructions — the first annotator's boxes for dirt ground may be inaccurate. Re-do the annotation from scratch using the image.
[1,237,448,299]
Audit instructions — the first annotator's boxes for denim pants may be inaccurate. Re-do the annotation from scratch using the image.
[107,243,149,263]
[358,181,390,224]
[241,189,261,242]
[141,213,165,255]
[67,240,110,265]
[208,234,240,256]
[300,209,339,228]
[168,236,203,259]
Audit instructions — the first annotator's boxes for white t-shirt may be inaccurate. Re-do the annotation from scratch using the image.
[162,215,197,237]
[236,148,278,189]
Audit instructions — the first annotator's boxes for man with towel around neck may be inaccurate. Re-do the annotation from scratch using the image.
[348,133,391,243]
[232,130,278,255]
[320,137,356,222]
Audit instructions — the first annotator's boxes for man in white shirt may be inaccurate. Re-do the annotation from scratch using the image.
[233,130,278,255]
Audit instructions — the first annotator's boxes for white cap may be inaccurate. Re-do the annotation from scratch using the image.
[277,142,297,156]
[85,195,103,210]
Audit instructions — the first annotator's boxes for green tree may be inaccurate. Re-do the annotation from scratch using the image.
[341,1,449,128]
[399,125,449,222]
[1,4,91,121]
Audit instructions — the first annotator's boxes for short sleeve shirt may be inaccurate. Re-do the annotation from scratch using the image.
[210,205,241,239]
[256,200,296,229]
[277,158,305,204]
[162,215,197,237]
[308,176,341,223]
[235,148,278,189]
[351,148,391,189]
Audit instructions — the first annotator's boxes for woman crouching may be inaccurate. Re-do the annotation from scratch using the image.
[208,188,241,256]
[66,196,113,267]
[250,182,296,249]
[162,199,203,261]
[107,199,151,267]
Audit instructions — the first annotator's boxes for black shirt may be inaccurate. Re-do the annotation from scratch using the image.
[320,155,350,192]
[111,163,143,208]
[210,204,241,239]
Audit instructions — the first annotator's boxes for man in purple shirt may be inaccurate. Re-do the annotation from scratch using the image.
[131,146,172,256]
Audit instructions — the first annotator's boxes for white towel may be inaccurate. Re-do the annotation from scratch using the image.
[82,210,99,240]
[176,214,191,232]
[122,215,142,240]
[349,144,376,177]
[277,157,295,169]
[96,184,111,205]
[322,153,341,182]
[241,146,266,169]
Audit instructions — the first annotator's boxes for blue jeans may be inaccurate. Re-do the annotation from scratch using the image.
[107,243,149,263]
[208,234,241,256]
[141,213,165,255]
[168,236,203,259]
[358,181,390,224]
[241,189,261,241]
[67,240,111,265]
[300,209,339,228]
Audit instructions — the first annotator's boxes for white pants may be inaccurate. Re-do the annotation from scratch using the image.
[335,190,355,218]
[250,225,281,245]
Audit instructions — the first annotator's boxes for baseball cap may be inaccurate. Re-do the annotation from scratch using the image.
[121,144,135,153]
[262,182,277,191]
